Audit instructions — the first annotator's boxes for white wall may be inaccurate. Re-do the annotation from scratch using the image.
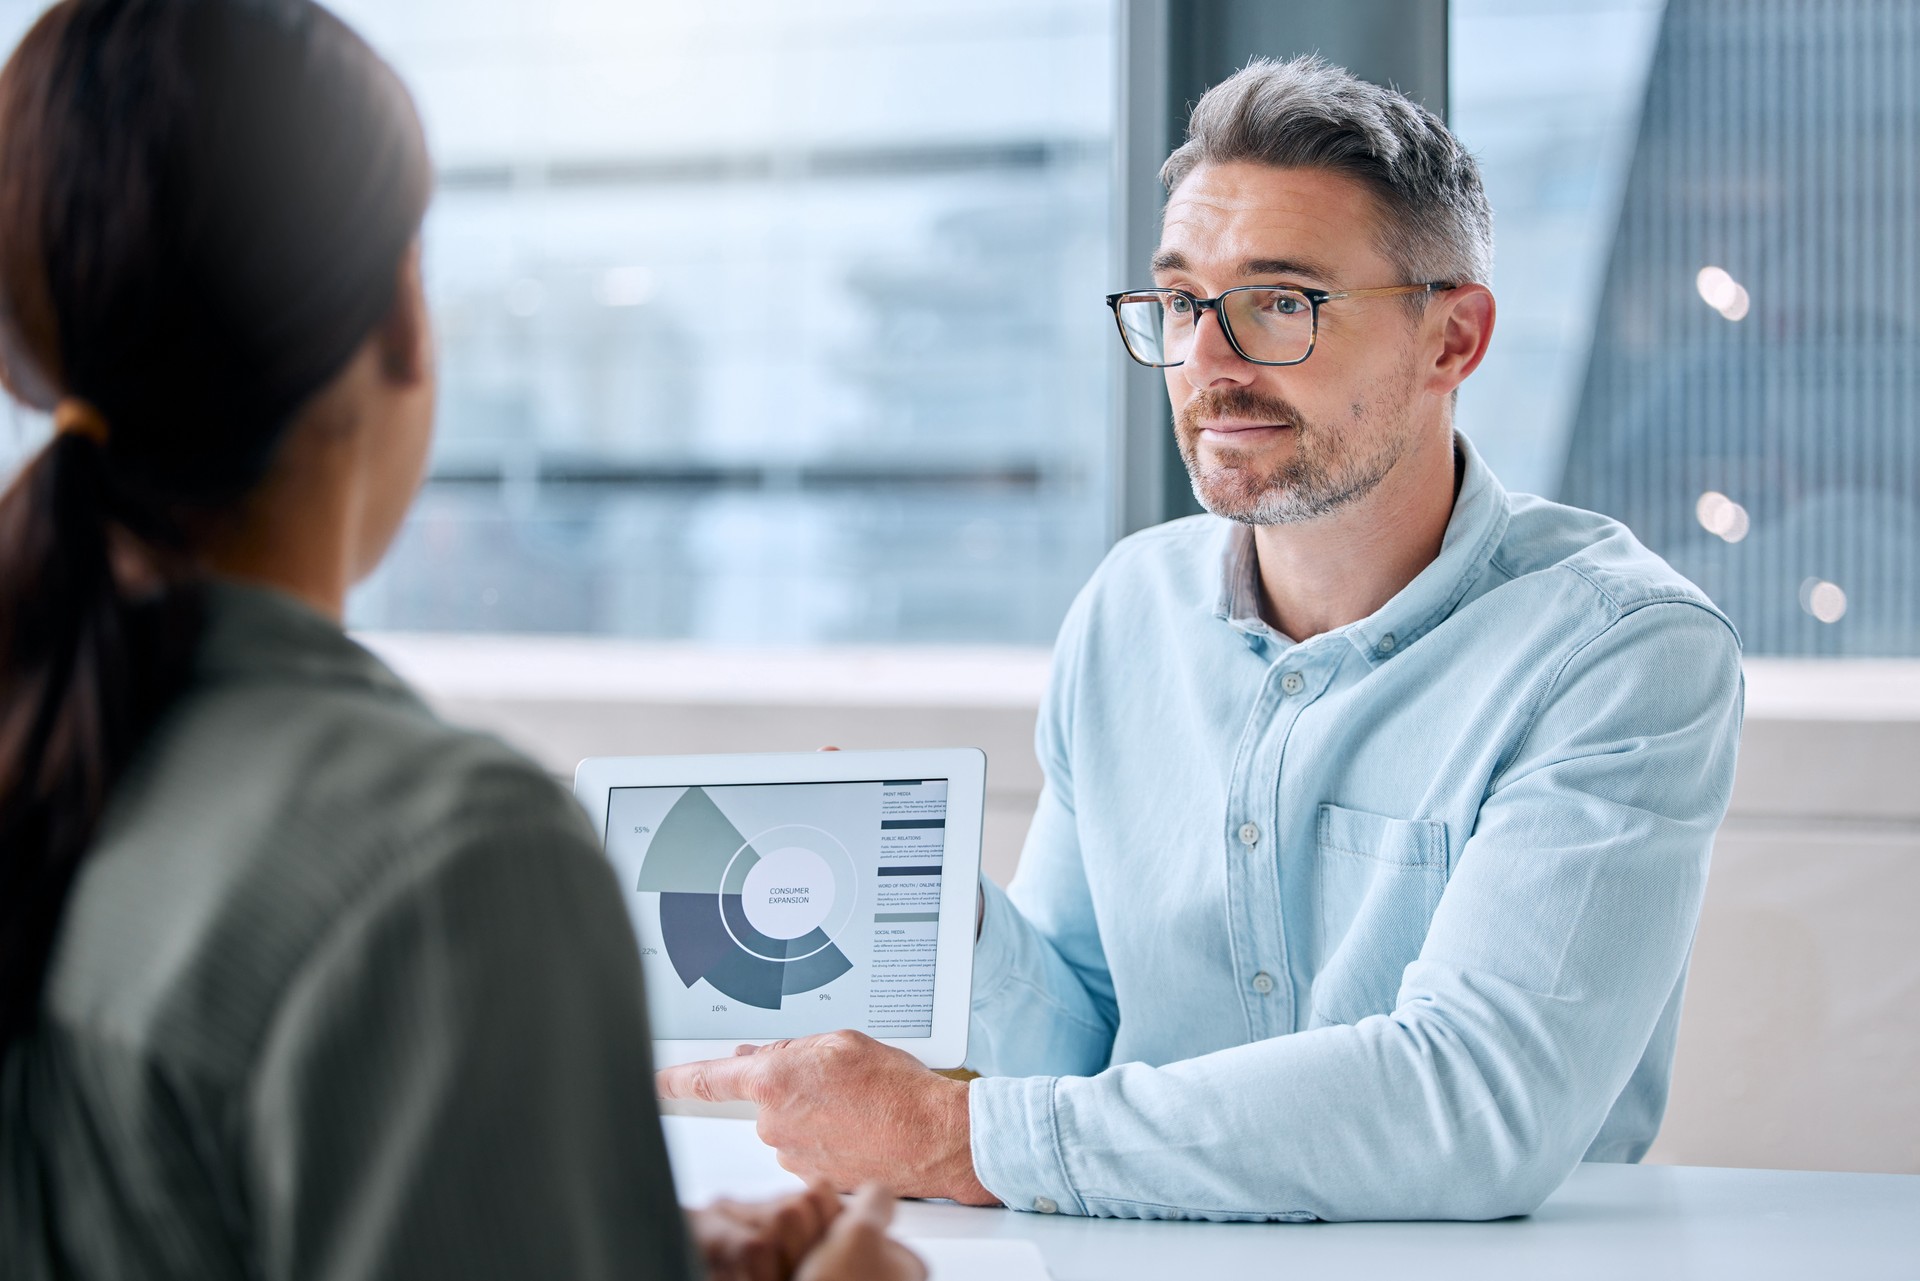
[1643,660,1920,1176]
[366,635,1920,1176]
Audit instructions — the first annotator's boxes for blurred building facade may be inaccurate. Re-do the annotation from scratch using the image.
[337,0,1119,646]
[1561,0,1920,655]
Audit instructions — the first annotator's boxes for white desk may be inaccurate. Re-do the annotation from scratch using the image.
[663,1116,1920,1280]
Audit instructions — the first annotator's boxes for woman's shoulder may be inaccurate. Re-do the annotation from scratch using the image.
[45,584,608,1082]
[136,580,594,902]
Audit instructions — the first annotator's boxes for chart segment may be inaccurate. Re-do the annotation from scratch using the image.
[639,788,855,1010]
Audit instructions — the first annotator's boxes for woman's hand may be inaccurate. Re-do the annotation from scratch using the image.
[796,1185,927,1281]
[688,1183,842,1281]
[688,1184,925,1281]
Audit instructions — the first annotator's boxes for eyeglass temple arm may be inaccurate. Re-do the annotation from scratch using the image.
[1320,281,1458,302]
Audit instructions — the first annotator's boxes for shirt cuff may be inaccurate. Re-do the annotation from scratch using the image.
[968,1073,1084,1216]
[969,875,1022,1005]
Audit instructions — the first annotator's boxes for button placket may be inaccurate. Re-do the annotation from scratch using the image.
[1227,657,1318,1040]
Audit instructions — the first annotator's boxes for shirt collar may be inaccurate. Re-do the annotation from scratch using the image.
[195,578,421,702]
[1214,431,1512,666]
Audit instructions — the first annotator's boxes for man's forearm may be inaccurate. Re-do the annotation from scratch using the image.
[967,992,1611,1222]
[966,878,1115,1078]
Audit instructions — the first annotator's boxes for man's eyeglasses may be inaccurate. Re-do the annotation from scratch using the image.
[1104,282,1456,368]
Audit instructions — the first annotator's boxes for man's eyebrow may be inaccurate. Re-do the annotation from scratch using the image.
[1147,250,1337,283]
[1239,256,1335,283]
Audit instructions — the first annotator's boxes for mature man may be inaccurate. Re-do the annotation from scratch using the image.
[659,57,1743,1222]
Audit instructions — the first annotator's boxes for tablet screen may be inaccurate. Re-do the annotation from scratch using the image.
[603,778,949,1040]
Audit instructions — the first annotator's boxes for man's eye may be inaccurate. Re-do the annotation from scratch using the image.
[1166,295,1194,316]
[1264,293,1306,316]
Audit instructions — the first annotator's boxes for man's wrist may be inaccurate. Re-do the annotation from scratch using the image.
[936,1076,999,1206]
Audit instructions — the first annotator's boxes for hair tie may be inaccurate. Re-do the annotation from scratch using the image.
[53,398,109,446]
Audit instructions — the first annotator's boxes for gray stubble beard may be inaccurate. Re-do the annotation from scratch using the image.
[1179,408,1410,527]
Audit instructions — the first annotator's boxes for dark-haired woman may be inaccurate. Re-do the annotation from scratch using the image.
[0,3,920,1278]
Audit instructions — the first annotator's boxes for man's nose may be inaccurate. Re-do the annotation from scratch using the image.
[1181,306,1256,390]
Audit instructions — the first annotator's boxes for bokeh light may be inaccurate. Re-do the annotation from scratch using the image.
[1694,265,1750,321]
[1695,490,1751,543]
[1798,578,1849,624]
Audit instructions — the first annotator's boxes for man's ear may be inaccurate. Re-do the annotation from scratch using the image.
[1425,282,1495,398]
[376,239,429,386]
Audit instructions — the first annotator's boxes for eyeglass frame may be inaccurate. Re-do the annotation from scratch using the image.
[1103,281,1458,368]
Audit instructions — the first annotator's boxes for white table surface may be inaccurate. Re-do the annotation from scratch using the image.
[662,1116,1920,1281]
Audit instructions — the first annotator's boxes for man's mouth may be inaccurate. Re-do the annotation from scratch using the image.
[1197,419,1294,441]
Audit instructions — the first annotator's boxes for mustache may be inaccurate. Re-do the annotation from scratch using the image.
[1176,386,1307,436]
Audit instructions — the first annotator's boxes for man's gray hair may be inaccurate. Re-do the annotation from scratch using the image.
[1161,56,1493,288]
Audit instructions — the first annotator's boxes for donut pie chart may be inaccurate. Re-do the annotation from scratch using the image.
[635,787,856,1010]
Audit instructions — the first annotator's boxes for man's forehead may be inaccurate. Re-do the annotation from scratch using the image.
[1154,162,1385,284]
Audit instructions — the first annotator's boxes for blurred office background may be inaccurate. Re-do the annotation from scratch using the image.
[0,0,1912,1175]
[0,0,1911,657]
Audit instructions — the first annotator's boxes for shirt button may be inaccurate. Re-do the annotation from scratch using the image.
[1251,972,1276,994]
[1033,1196,1058,1214]
[1377,633,1397,654]
[1238,821,1260,846]
[1281,671,1305,695]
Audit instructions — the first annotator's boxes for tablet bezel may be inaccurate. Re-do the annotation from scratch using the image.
[574,747,984,1070]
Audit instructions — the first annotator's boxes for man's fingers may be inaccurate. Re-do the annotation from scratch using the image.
[735,1035,807,1058]
[657,1054,766,1103]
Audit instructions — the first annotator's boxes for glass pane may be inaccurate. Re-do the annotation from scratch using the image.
[1450,0,1667,499]
[353,0,1117,645]
[0,0,1118,646]
[1454,0,1920,656]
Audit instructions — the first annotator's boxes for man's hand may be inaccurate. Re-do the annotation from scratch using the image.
[687,1184,841,1281]
[657,1030,1001,1206]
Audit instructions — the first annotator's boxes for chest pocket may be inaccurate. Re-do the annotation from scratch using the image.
[1309,803,1450,1028]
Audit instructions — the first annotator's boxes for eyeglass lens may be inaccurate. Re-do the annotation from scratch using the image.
[1113,289,1314,366]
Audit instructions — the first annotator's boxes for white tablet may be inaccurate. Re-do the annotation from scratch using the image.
[574,748,985,1070]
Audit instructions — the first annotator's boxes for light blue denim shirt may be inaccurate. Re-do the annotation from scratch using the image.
[964,433,1744,1222]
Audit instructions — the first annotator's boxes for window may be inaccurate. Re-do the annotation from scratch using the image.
[1450,0,1666,500]
[1454,0,1920,655]
[343,0,1119,645]
[0,0,1119,647]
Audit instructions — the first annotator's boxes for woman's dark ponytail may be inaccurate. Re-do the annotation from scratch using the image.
[0,0,431,1049]
[0,435,202,1044]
